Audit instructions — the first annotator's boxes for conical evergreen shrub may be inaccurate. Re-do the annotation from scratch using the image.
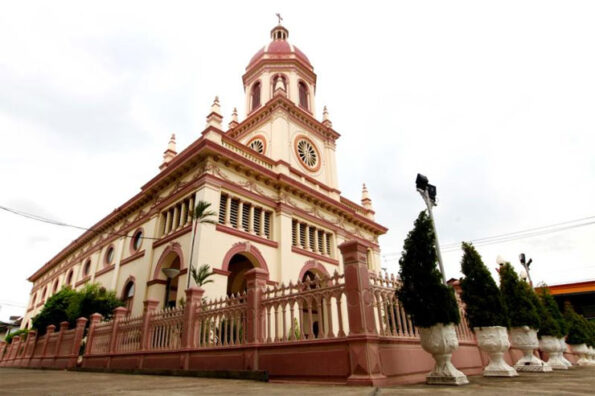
[499,263,540,329]
[459,242,508,329]
[524,282,561,338]
[564,302,591,345]
[397,211,460,327]
[538,286,568,336]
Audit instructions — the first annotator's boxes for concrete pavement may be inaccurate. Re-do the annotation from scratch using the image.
[0,367,594,395]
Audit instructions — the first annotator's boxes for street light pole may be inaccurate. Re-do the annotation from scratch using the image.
[416,174,447,285]
[519,253,533,288]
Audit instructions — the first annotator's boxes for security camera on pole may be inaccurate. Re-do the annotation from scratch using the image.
[415,173,446,284]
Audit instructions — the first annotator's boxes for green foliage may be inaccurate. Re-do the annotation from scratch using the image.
[192,201,217,224]
[498,263,540,329]
[31,283,123,335]
[564,302,592,345]
[459,242,509,329]
[191,264,215,287]
[538,287,568,336]
[4,328,29,344]
[525,283,561,338]
[31,287,77,335]
[397,211,460,327]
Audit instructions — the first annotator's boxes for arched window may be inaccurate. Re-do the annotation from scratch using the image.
[122,280,135,312]
[83,260,91,277]
[52,279,59,293]
[251,81,261,112]
[298,81,309,110]
[41,286,47,301]
[66,270,73,285]
[31,292,37,308]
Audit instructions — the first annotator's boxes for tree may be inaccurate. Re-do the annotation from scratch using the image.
[396,211,460,327]
[31,283,123,335]
[538,286,567,336]
[564,302,591,345]
[498,263,540,329]
[187,200,217,289]
[525,282,560,338]
[191,264,215,287]
[459,242,508,329]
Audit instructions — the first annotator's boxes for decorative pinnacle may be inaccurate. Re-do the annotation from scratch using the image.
[211,96,221,113]
[232,107,238,122]
[322,105,332,127]
[160,133,178,171]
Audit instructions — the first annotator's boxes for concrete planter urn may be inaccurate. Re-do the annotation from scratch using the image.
[509,326,552,372]
[539,335,567,370]
[569,343,592,366]
[559,338,573,367]
[475,326,517,376]
[418,323,469,385]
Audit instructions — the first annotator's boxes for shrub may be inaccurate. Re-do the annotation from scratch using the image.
[459,242,509,329]
[525,282,561,338]
[31,283,123,335]
[397,211,460,327]
[4,328,29,344]
[499,263,540,329]
[538,286,567,336]
[564,302,591,345]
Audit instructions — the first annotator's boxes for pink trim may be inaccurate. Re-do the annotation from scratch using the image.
[246,134,267,155]
[120,250,145,267]
[298,260,331,280]
[215,223,278,248]
[104,244,116,266]
[152,242,185,280]
[147,279,167,286]
[95,264,115,278]
[75,276,90,287]
[221,242,270,274]
[213,268,231,276]
[291,246,339,266]
[121,276,136,299]
[152,224,192,249]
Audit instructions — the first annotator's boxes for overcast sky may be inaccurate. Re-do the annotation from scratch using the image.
[1,1,594,321]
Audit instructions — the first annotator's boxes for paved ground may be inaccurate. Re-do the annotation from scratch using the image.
[1,367,594,395]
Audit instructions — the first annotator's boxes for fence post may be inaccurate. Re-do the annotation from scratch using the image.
[245,268,268,344]
[339,240,386,386]
[25,330,37,367]
[70,317,88,367]
[182,287,204,349]
[84,313,103,357]
[42,325,56,358]
[141,299,159,350]
[0,340,6,364]
[109,307,128,354]
[54,321,69,362]
[10,336,21,366]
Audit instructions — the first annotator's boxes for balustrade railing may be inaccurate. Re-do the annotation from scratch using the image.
[89,322,112,355]
[370,273,418,338]
[196,292,247,348]
[147,306,184,351]
[114,314,144,353]
[261,271,347,343]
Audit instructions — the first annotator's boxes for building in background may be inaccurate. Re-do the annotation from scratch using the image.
[22,22,387,329]
[536,280,595,320]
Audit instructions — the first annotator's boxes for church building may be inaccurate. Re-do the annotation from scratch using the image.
[22,22,388,328]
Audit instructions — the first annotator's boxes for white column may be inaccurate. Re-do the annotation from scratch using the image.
[173,205,180,231]
[314,229,319,253]
[180,200,187,226]
[260,209,266,236]
[322,233,328,255]
[165,210,171,234]
[248,205,255,234]
[225,195,231,226]
[305,225,310,251]
[238,201,244,229]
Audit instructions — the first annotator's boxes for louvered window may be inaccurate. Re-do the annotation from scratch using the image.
[299,223,306,248]
[242,203,250,232]
[317,230,324,253]
[326,233,332,256]
[219,194,227,224]
[230,198,240,228]
[308,227,315,250]
[264,212,271,239]
[254,207,262,234]
[292,219,298,246]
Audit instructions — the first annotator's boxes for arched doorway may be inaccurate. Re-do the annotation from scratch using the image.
[153,243,185,309]
[163,256,181,308]
[226,254,254,296]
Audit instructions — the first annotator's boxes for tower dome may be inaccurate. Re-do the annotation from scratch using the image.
[246,24,313,71]
[242,22,317,116]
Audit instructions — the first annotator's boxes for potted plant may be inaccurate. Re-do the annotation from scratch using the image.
[499,263,551,372]
[564,302,594,366]
[538,287,570,368]
[526,286,564,369]
[397,211,468,385]
[459,243,517,377]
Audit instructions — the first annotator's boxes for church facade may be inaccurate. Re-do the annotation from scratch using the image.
[22,23,387,328]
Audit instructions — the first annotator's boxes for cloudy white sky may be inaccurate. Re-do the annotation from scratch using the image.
[1,1,594,321]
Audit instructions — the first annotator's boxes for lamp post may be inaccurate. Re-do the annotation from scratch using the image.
[162,268,180,308]
[415,173,446,285]
[519,253,533,287]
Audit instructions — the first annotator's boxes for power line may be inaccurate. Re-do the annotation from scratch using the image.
[0,204,161,241]
[382,214,595,258]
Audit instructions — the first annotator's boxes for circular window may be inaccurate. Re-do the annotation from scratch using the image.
[295,136,320,171]
[247,136,266,155]
[132,230,143,252]
[105,246,115,265]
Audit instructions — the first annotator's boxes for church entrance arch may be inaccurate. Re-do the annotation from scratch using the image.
[153,243,185,309]
[221,242,269,296]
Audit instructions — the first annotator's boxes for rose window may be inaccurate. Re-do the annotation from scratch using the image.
[296,138,319,169]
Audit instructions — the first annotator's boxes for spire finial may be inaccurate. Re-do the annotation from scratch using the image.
[159,133,178,170]
[206,96,223,128]
[271,16,288,40]
[228,107,239,129]
[322,105,332,127]
[361,183,374,218]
